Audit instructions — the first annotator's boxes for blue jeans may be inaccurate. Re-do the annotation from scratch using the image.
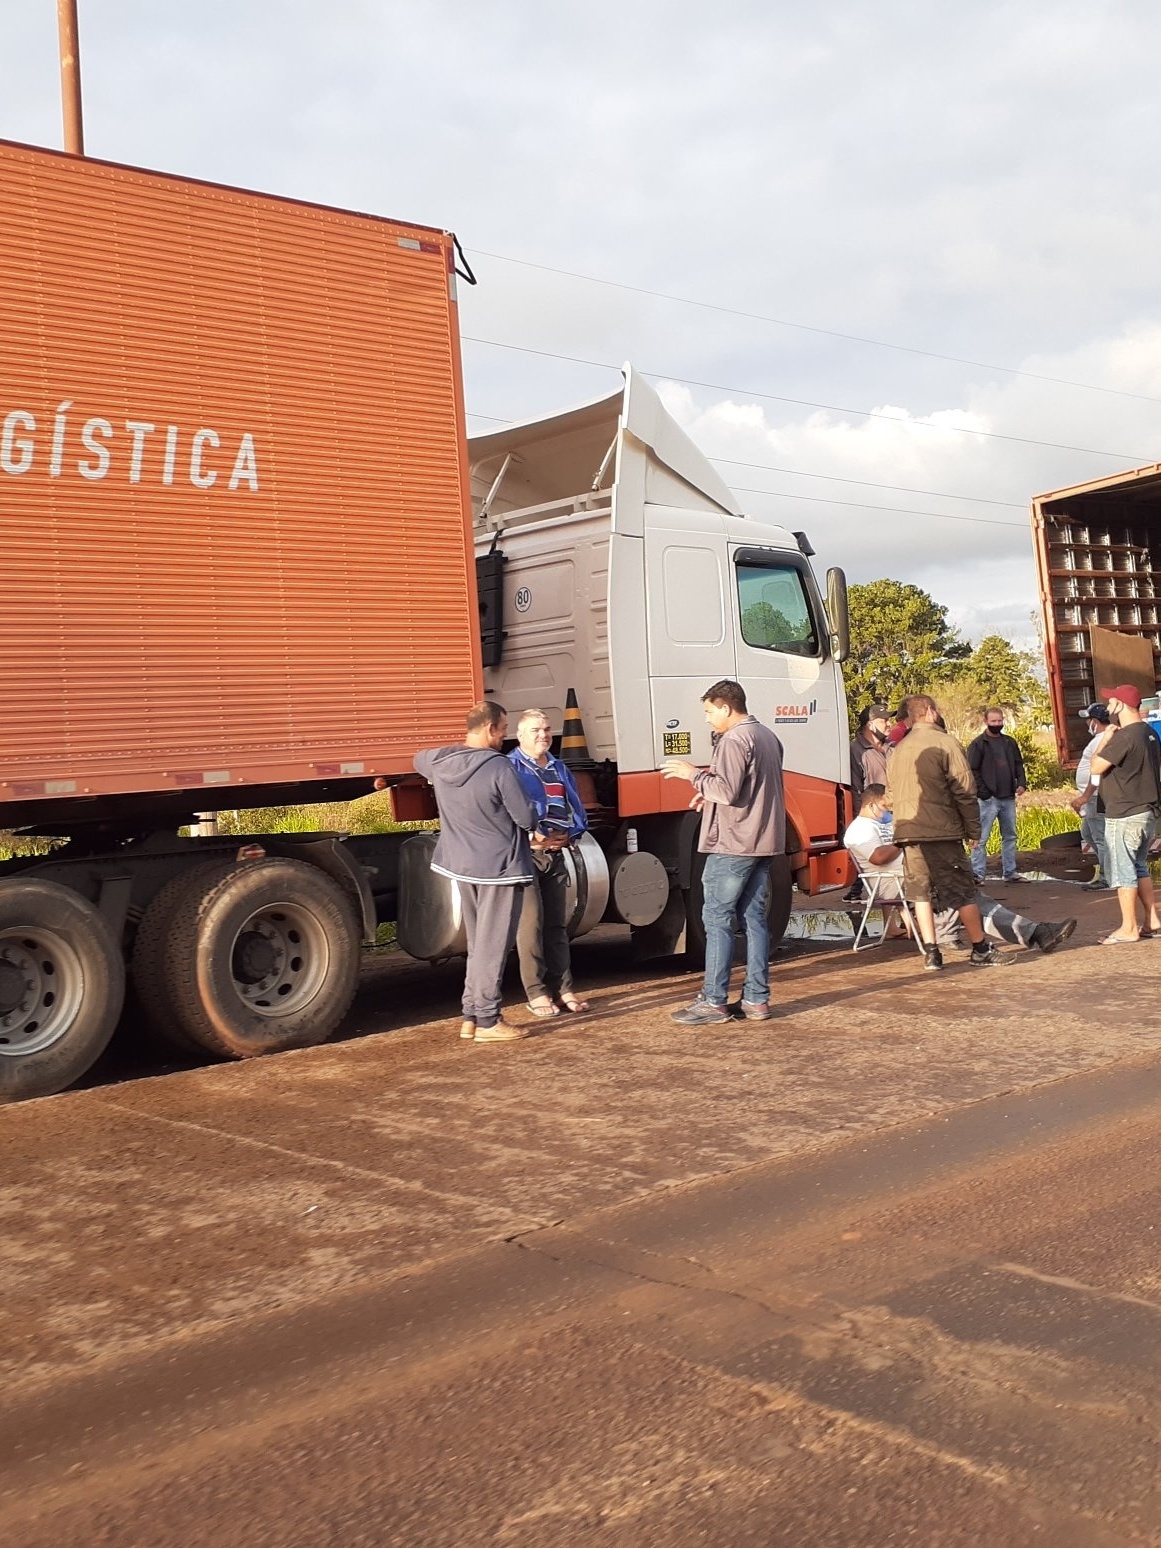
[701,854,770,1007]
[1080,810,1109,881]
[1104,812,1156,889]
[972,796,1018,881]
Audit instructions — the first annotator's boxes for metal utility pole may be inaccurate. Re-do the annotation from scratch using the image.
[57,0,85,154]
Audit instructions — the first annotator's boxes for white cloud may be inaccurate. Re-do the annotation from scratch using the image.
[652,315,1161,646]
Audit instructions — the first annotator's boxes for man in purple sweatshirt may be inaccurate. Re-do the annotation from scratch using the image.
[414,701,537,1042]
[663,679,786,1024]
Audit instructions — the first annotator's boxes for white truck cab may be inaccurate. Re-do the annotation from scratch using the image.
[447,366,852,961]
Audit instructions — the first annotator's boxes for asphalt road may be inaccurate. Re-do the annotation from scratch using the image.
[6,873,1161,1545]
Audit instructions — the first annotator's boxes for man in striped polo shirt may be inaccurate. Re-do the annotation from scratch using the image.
[508,708,591,1017]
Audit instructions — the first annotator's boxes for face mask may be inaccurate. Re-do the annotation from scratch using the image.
[986,724,1004,735]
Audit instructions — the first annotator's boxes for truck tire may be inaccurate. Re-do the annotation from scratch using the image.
[683,853,794,972]
[131,864,231,1058]
[766,854,794,947]
[134,859,360,1060]
[1040,830,1082,850]
[682,848,708,969]
[0,879,125,1103]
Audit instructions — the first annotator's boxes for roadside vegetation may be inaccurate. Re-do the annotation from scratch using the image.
[206,789,437,837]
[845,578,1064,786]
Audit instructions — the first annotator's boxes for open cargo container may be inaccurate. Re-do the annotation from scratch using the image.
[1032,464,1161,765]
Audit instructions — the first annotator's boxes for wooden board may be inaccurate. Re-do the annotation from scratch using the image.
[1089,625,1157,698]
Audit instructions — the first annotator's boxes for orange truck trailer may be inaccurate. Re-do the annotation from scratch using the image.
[1,139,853,1103]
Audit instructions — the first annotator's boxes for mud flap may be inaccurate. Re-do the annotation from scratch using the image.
[795,849,853,896]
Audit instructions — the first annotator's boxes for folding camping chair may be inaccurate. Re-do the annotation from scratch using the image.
[849,859,924,954]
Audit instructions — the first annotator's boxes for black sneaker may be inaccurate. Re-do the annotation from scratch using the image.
[1031,918,1078,954]
[969,942,1009,967]
[923,944,944,971]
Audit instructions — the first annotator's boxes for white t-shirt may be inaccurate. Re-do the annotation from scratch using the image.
[1075,729,1106,817]
[844,814,903,896]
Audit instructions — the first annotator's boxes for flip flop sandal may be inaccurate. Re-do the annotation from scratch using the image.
[556,996,590,1014]
[1100,933,1143,945]
[526,1000,561,1018]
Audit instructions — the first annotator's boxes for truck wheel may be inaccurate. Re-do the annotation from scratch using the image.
[682,849,708,969]
[683,854,794,971]
[135,859,360,1059]
[0,879,125,1103]
[766,854,794,947]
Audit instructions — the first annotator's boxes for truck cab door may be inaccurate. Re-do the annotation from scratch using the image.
[728,544,845,787]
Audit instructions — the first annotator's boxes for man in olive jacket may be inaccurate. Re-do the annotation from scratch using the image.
[885,695,1002,971]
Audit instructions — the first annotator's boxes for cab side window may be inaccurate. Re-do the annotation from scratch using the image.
[736,563,818,656]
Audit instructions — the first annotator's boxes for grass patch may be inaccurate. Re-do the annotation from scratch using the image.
[0,834,68,862]
[987,803,1080,855]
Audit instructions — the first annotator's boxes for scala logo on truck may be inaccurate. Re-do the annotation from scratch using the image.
[1,401,260,491]
[774,700,817,725]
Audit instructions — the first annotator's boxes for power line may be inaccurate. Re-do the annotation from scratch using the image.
[467,247,1161,407]
[708,457,1025,510]
[731,485,1026,531]
[460,335,1154,462]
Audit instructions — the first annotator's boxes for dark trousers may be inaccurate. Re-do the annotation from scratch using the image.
[515,852,573,1001]
[459,881,525,1029]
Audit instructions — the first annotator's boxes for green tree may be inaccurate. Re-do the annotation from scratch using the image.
[934,636,1052,745]
[1009,723,1063,790]
[966,634,1049,719]
[741,600,799,650]
[844,579,970,729]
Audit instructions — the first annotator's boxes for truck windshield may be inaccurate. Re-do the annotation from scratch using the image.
[736,562,819,656]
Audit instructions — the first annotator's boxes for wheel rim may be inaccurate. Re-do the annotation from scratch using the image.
[228,902,331,1018]
[0,927,86,1057]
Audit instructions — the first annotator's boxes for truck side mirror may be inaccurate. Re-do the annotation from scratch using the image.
[826,568,850,664]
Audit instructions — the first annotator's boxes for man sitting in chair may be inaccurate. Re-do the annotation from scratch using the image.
[844,786,1077,955]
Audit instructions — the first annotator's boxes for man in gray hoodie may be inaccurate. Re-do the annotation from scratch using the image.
[663,679,785,1024]
[414,701,537,1042]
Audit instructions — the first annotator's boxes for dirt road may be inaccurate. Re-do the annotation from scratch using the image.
[5,877,1160,1544]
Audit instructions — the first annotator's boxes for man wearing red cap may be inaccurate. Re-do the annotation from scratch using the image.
[1089,685,1161,943]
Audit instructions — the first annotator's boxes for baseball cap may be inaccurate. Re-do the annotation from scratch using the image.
[1100,684,1143,710]
[858,702,889,726]
[1079,703,1110,723]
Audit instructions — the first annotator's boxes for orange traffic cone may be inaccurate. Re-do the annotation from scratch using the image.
[560,688,593,767]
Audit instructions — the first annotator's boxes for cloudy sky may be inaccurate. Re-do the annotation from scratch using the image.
[6,0,1161,651]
